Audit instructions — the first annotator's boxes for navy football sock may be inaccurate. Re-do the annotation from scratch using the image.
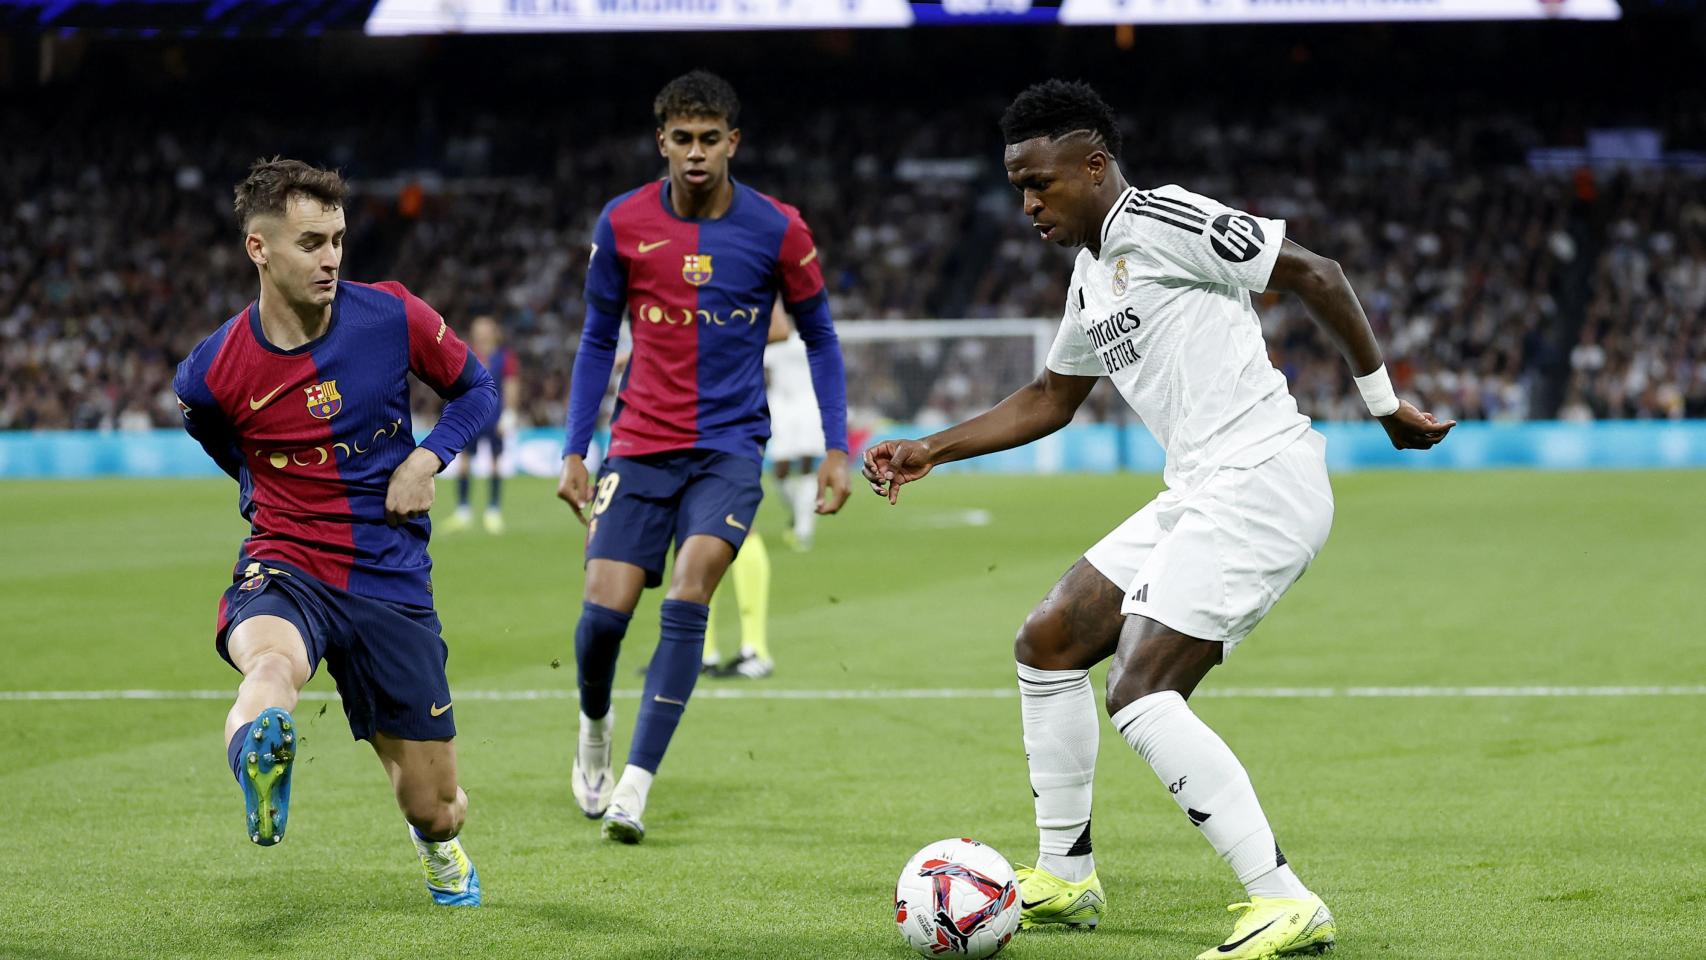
[489,474,502,510]
[628,599,709,773]
[456,472,472,508]
[575,601,633,721]
[228,721,255,785]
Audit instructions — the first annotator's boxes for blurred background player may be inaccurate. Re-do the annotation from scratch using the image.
[449,314,521,534]
[863,81,1454,959]
[764,303,827,553]
[556,70,851,843]
[174,158,496,905]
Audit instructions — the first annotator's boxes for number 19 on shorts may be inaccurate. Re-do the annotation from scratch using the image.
[592,473,620,516]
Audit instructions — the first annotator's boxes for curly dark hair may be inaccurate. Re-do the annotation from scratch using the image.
[653,70,740,128]
[999,79,1122,158]
[233,157,347,234]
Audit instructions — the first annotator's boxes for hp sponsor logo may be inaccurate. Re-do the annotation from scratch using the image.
[1210,213,1264,263]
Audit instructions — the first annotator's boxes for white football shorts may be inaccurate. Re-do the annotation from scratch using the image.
[767,407,826,462]
[1083,430,1334,656]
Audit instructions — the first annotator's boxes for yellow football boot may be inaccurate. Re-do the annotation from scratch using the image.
[1196,895,1335,959]
[1014,863,1104,930]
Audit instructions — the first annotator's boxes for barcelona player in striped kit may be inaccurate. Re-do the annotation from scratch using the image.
[557,71,851,843]
[174,159,497,904]
[449,314,521,534]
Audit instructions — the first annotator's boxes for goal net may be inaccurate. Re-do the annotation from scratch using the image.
[836,318,1057,428]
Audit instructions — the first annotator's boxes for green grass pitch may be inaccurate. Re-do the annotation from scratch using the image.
[2,469,1704,959]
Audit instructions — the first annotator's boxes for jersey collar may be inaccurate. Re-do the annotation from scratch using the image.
[659,177,744,223]
[247,288,341,357]
[1098,186,1139,257]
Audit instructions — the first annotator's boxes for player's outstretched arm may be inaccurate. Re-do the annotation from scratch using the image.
[1266,238,1455,450]
[862,369,1097,504]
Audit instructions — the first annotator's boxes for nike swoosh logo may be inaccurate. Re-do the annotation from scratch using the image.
[638,239,671,253]
[1217,919,1278,953]
[653,695,685,706]
[248,382,290,410]
[724,514,747,531]
[1020,899,1051,910]
[430,702,452,717]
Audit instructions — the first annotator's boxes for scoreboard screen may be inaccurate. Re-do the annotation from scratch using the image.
[0,0,1622,33]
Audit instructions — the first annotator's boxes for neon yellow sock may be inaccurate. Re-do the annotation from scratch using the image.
[731,532,771,661]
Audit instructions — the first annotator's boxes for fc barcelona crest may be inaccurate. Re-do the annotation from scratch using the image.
[682,254,714,287]
[304,380,343,419]
[1112,258,1129,298]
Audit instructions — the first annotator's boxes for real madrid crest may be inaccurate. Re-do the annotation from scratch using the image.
[1111,258,1129,298]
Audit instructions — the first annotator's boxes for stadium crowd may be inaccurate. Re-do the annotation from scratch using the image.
[4,89,1702,432]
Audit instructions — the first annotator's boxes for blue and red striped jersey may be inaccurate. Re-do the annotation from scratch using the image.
[564,179,847,461]
[475,345,519,432]
[174,280,497,609]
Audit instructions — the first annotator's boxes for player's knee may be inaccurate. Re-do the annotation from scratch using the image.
[1013,607,1078,671]
[664,564,721,605]
[244,648,309,690]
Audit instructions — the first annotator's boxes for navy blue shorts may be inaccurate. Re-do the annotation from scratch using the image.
[585,450,763,588]
[471,425,504,459]
[216,560,455,742]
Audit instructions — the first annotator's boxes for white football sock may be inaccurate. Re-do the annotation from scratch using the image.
[609,764,653,816]
[1245,862,1310,900]
[1111,691,1308,898]
[783,474,818,544]
[1018,662,1098,883]
[578,710,612,772]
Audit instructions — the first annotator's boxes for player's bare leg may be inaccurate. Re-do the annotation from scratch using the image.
[573,558,647,818]
[373,733,480,906]
[224,616,311,846]
[1105,618,1334,958]
[603,535,734,843]
[1011,559,1123,929]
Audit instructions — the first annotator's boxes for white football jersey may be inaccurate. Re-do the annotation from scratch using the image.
[764,333,826,458]
[764,333,818,411]
[1046,183,1311,491]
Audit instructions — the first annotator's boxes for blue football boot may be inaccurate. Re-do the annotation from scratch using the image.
[410,826,483,906]
[240,707,296,846]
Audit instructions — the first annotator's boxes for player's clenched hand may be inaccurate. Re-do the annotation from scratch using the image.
[861,438,935,505]
[816,449,850,515]
[557,454,593,526]
[1379,399,1457,450]
[385,447,442,526]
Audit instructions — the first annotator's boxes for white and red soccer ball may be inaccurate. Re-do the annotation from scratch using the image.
[894,838,1020,959]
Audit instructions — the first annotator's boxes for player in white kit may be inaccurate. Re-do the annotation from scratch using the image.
[765,306,828,551]
[863,81,1454,960]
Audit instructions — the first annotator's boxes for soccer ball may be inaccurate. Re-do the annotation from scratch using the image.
[894,838,1020,958]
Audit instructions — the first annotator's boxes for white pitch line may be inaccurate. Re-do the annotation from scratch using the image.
[1,685,1705,703]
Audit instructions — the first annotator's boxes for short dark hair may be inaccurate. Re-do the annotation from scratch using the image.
[653,70,740,128]
[233,157,348,234]
[1000,80,1122,159]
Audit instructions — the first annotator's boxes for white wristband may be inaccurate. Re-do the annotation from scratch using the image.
[1354,364,1401,417]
